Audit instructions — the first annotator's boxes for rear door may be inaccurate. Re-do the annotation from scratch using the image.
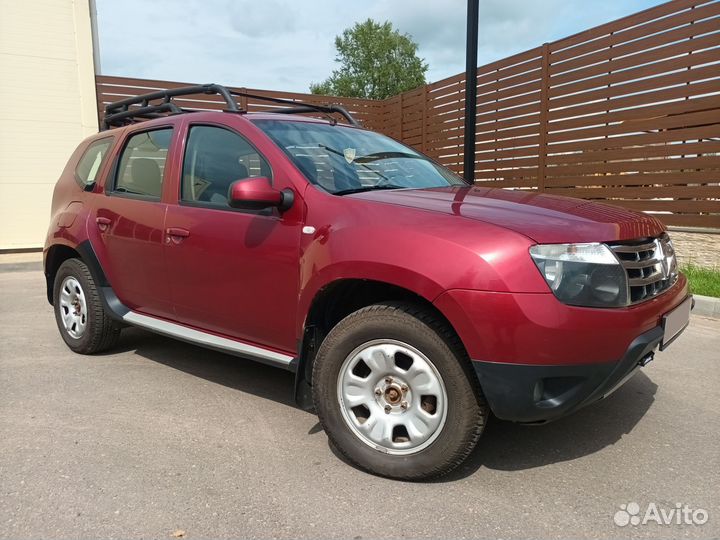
[93,126,177,318]
[163,120,303,353]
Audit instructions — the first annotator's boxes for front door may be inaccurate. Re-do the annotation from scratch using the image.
[164,123,302,353]
[93,127,175,318]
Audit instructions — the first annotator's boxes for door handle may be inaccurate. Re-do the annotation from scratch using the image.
[166,227,190,244]
[96,217,111,232]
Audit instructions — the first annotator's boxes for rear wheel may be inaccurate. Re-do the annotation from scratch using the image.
[312,302,488,480]
[53,258,121,354]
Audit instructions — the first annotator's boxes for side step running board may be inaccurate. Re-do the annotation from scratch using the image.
[122,312,296,370]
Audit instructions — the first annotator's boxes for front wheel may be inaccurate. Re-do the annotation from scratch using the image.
[312,302,488,480]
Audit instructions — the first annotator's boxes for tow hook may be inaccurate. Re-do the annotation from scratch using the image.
[638,352,654,367]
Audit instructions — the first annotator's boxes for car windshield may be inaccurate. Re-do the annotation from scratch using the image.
[252,119,467,195]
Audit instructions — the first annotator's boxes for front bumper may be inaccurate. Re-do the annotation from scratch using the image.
[472,325,665,423]
[433,275,691,423]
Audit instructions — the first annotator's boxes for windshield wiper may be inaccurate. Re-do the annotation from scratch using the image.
[334,185,407,196]
[316,143,396,185]
[318,146,422,164]
[355,151,423,163]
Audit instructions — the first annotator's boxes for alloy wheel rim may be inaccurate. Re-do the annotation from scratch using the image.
[337,339,448,455]
[59,276,88,339]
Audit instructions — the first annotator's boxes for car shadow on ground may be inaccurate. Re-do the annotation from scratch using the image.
[437,370,657,481]
[111,328,300,409]
[116,327,657,482]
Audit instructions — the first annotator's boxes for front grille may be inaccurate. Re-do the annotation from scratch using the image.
[609,234,678,304]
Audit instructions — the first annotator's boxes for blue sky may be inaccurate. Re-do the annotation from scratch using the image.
[95,0,663,92]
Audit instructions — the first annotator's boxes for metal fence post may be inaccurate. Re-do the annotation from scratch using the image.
[463,0,479,183]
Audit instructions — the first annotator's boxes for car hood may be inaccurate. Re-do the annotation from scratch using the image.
[350,186,665,244]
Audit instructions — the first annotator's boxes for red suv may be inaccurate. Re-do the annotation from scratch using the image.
[45,85,692,479]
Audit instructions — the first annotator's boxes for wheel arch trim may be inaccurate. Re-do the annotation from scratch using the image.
[293,277,470,410]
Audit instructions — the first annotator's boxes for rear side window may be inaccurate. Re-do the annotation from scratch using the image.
[75,138,112,187]
[114,128,173,199]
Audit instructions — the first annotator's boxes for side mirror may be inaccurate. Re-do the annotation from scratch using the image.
[228,177,293,211]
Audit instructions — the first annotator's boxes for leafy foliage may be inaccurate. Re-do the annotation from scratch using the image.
[682,264,720,298]
[311,19,428,100]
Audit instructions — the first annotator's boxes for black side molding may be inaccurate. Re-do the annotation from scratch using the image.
[76,240,128,322]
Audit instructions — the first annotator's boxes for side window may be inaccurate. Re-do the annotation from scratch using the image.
[75,138,112,187]
[114,128,173,198]
[181,125,271,206]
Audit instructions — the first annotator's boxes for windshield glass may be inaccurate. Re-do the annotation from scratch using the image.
[252,120,467,195]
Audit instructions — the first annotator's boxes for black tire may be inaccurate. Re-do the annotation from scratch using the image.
[312,301,488,480]
[53,258,121,354]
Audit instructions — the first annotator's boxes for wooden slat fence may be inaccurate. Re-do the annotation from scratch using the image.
[393,0,720,228]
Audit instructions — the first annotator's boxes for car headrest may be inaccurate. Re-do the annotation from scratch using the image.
[130,158,162,197]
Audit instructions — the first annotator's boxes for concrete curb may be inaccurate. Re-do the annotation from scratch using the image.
[0,261,42,273]
[693,294,720,319]
[0,252,43,273]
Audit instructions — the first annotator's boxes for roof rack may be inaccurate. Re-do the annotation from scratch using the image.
[229,90,359,127]
[102,83,360,130]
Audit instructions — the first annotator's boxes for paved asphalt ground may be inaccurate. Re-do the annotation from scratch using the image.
[1,259,718,539]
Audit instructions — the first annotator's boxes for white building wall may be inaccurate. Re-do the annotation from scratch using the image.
[0,0,98,249]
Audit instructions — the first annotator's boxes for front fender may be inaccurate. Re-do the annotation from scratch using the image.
[296,187,549,343]
[296,228,542,340]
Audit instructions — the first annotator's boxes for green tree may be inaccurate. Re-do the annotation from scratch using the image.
[310,19,428,100]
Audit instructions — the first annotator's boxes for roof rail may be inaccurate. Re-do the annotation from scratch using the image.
[102,83,360,130]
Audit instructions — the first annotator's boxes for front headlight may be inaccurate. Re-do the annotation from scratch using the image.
[529,243,628,307]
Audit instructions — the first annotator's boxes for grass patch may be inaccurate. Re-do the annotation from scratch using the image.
[681,264,720,298]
